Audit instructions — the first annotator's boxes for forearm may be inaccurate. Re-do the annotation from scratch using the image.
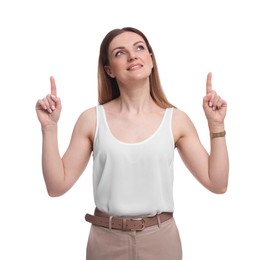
[41,125,65,196]
[208,127,229,193]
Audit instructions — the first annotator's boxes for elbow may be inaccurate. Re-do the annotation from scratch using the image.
[45,180,70,197]
[214,188,227,195]
[47,191,62,197]
[48,191,61,197]
[47,187,67,197]
[208,172,229,194]
[210,184,228,194]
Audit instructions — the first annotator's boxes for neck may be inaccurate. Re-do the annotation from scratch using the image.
[116,81,155,113]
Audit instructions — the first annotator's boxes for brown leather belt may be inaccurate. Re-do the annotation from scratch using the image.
[85,208,173,231]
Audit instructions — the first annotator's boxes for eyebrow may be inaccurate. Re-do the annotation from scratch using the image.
[111,41,146,54]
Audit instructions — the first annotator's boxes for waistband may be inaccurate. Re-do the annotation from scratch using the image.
[85,208,173,232]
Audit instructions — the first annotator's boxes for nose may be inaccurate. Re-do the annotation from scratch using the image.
[127,51,138,62]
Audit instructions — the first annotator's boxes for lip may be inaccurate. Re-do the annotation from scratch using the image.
[127,63,143,71]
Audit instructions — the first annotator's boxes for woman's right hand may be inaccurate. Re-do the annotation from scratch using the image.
[36,76,62,127]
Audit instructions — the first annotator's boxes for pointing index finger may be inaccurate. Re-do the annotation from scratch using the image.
[50,76,57,96]
[206,72,212,94]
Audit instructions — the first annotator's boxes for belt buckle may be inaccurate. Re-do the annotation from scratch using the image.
[131,218,145,231]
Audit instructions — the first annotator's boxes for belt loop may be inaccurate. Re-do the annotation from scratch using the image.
[156,214,161,228]
[122,218,127,231]
[109,216,113,231]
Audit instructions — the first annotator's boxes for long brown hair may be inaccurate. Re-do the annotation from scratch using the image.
[98,27,174,108]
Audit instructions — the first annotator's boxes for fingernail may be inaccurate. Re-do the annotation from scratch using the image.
[51,105,55,110]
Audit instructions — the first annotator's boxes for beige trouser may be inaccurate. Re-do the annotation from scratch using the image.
[86,217,182,260]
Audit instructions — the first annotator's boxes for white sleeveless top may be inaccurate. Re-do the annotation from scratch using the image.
[92,105,175,217]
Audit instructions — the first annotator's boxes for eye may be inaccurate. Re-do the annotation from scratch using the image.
[115,50,125,57]
[136,45,145,51]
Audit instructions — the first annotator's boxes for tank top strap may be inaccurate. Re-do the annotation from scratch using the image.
[159,107,174,144]
[94,105,108,134]
[163,107,174,127]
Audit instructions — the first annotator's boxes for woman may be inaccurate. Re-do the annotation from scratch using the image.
[36,27,229,260]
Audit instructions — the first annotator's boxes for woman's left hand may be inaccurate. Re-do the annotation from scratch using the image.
[203,72,227,128]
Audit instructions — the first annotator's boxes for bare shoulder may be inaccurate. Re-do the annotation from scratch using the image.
[172,107,192,125]
[172,108,196,144]
[78,106,97,122]
[74,106,97,141]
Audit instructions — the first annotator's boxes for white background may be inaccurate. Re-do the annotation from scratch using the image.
[1,0,268,259]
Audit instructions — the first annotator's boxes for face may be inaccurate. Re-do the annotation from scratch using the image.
[105,31,153,84]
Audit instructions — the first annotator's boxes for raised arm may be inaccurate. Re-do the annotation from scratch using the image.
[36,77,94,196]
[203,72,229,192]
[175,72,229,194]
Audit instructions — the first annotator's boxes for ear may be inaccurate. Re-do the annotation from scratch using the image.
[104,65,115,78]
[150,53,154,69]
